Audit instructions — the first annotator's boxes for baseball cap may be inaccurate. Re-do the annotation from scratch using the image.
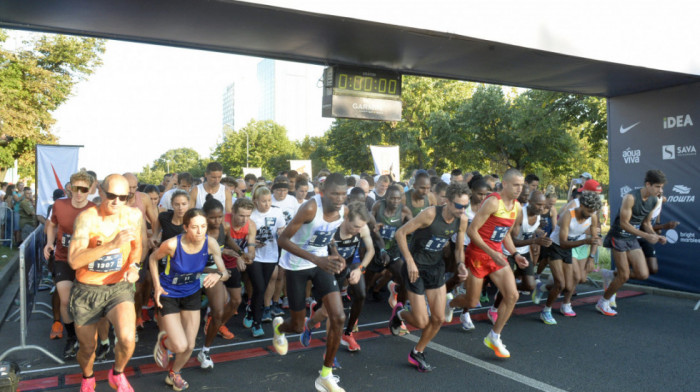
[580,172,593,180]
[581,179,602,193]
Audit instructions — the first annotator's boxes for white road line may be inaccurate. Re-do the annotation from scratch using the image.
[401,334,567,392]
[21,289,604,375]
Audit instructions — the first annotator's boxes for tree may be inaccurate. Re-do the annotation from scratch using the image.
[137,147,207,184]
[0,30,105,178]
[211,120,300,178]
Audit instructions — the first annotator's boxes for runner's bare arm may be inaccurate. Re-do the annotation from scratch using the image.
[144,193,160,238]
[149,238,176,307]
[349,225,374,284]
[204,238,230,286]
[618,194,655,241]
[68,209,135,269]
[225,191,232,214]
[455,216,469,279]
[43,219,58,259]
[402,205,413,222]
[395,206,436,266]
[189,186,198,209]
[245,219,257,263]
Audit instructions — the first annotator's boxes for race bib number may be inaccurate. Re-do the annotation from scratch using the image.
[206,253,216,267]
[490,226,510,243]
[88,249,123,273]
[521,231,535,240]
[61,233,72,248]
[171,272,201,286]
[307,230,334,247]
[380,225,397,241]
[424,235,448,252]
[265,217,277,228]
[234,238,248,249]
[567,235,582,242]
[336,245,357,260]
[256,226,273,244]
[282,211,293,225]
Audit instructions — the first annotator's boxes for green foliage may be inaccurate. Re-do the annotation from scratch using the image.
[211,120,300,179]
[0,30,105,178]
[136,147,207,185]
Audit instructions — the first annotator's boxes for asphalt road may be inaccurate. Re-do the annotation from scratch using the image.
[3,283,699,392]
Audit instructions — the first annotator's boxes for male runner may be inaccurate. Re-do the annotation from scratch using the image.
[275,173,348,392]
[368,175,390,204]
[191,162,232,213]
[524,174,540,192]
[68,174,142,391]
[404,172,436,217]
[388,182,469,372]
[448,168,526,358]
[597,170,666,315]
[44,171,96,359]
[158,172,194,212]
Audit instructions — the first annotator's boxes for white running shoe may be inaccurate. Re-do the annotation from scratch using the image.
[609,293,617,308]
[272,317,288,355]
[315,373,345,392]
[460,312,475,331]
[197,350,213,369]
[444,293,454,323]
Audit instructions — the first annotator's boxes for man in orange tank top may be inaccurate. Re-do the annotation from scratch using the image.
[449,168,527,359]
[68,174,143,392]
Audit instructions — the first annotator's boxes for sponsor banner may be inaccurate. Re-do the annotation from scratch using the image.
[36,145,81,218]
[289,160,312,175]
[369,145,400,182]
[608,82,700,293]
[242,167,262,178]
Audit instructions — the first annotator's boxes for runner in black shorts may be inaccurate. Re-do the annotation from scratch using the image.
[389,182,469,372]
[597,170,667,316]
[276,173,349,392]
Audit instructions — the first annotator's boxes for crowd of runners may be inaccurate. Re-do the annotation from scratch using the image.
[38,162,674,392]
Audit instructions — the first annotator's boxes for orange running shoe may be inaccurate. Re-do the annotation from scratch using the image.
[218,325,235,339]
[50,321,63,340]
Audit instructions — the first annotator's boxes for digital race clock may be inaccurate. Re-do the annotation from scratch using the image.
[322,66,402,121]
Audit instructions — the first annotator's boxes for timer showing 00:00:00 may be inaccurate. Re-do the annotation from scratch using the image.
[336,74,400,95]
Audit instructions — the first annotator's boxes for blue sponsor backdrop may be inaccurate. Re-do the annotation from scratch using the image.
[608,82,700,293]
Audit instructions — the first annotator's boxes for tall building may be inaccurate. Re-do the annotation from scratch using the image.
[255,59,332,140]
[222,82,235,134]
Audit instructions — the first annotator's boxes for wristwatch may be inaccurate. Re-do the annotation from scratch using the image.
[216,270,224,279]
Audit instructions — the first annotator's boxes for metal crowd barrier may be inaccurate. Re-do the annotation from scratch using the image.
[0,205,13,248]
[0,224,64,364]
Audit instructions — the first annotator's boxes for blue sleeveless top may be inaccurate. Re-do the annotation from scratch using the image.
[160,234,209,298]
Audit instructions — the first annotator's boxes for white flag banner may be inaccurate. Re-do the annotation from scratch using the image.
[242,167,262,178]
[36,144,81,218]
[370,145,400,182]
[290,160,312,175]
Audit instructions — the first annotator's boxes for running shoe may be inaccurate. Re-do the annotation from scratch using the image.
[63,337,78,360]
[479,292,489,304]
[609,293,617,308]
[540,310,557,325]
[309,300,321,329]
[351,319,359,333]
[340,332,361,352]
[50,321,63,340]
[153,331,170,369]
[80,376,96,392]
[483,334,510,358]
[445,293,454,323]
[595,298,617,316]
[243,306,253,329]
[262,307,273,323]
[314,373,345,392]
[460,312,475,331]
[398,321,410,336]
[408,350,433,372]
[532,280,545,305]
[252,324,265,338]
[271,303,284,317]
[300,317,313,347]
[387,281,398,309]
[272,316,288,355]
[487,307,498,325]
[95,341,111,361]
[197,350,214,369]
[108,368,134,392]
[560,303,576,317]
[218,324,235,339]
[141,307,151,322]
[389,302,405,336]
[165,370,189,391]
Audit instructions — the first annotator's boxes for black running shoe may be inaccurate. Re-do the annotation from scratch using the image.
[95,342,110,361]
[63,337,78,360]
[408,350,433,372]
[389,303,404,336]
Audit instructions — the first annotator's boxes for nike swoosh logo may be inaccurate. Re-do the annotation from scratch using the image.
[619,122,640,134]
[389,219,400,223]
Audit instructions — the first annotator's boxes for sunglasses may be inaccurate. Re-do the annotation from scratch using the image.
[73,186,90,194]
[104,191,128,202]
[453,201,469,210]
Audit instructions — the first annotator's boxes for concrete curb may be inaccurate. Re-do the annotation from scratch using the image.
[621,283,700,300]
